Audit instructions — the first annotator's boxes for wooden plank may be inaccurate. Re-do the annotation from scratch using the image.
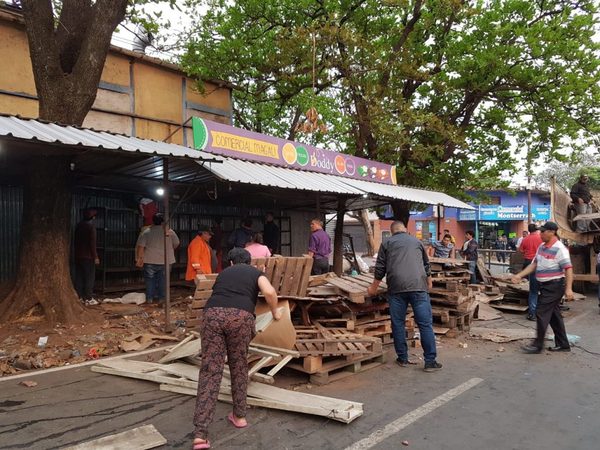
[159,384,363,424]
[194,290,213,301]
[62,425,166,450]
[191,299,208,309]
[280,258,299,295]
[288,258,305,296]
[157,339,202,364]
[489,302,529,312]
[297,259,314,297]
[270,258,287,293]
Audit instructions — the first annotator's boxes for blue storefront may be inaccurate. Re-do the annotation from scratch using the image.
[408,189,551,248]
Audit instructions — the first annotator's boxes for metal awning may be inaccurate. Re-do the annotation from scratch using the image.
[0,114,213,160]
[0,114,474,210]
[197,151,475,210]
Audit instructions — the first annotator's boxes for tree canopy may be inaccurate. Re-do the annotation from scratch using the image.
[181,0,600,201]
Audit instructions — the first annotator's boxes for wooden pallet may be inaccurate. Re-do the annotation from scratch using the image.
[294,325,383,357]
[325,273,387,303]
[288,352,386,385]
[251,256,313,297]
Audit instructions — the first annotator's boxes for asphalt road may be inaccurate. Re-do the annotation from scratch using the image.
[1,294,599,450]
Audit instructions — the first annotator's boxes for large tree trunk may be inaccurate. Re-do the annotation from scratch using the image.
[391,200,412,226]
[0,1,129,325]
[0,157,89,324]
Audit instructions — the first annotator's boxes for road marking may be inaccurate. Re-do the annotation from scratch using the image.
[345,377,484,450]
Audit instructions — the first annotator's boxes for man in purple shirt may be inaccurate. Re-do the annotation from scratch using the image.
[308,219,331,275]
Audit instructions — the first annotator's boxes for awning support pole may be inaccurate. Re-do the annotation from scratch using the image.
[163,158,172,332]
[333,197,347,275]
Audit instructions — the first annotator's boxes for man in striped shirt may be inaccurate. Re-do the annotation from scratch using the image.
[511,221,574,353]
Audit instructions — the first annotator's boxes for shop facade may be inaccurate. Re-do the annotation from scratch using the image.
[406,189,551,248]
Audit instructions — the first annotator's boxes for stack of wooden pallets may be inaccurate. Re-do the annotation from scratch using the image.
[288,323,385,385]
[428,257,479,333]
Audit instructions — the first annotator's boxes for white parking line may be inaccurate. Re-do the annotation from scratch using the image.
[345,377,484,450]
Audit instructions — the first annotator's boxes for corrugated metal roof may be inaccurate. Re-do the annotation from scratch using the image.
[0,115,210,160]
[0,114,474,210]
[199,152,475,210]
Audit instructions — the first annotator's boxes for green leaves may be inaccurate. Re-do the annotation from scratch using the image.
[179,0,600,196]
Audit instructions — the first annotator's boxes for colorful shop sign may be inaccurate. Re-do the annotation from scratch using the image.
[458,204,550,221]
[192,117,397,185]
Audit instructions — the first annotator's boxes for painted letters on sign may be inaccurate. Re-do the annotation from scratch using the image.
[192,117,397,185]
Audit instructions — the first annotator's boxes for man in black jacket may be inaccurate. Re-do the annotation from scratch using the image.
[570,174,593,232]
[368,221,442,372]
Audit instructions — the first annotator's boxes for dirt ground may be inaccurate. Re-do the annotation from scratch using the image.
[0,287,195,376]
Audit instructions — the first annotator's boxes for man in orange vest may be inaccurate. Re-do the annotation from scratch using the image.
[186,225,213,281]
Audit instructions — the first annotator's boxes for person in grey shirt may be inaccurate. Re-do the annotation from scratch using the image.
[136,213,180,303]
[368,220,442,372]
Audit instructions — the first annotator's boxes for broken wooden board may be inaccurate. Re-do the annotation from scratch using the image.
[469,327,534,343]
[474,303,503,321]
[119,333,180,352]
[325,273,387,303]
[252,299,296,350]
[160,383,363,424]
[432,326,451,335]
[157,338,202,364]
[489,302,529,312]
[92,359,362,423]
[62,424,166,450]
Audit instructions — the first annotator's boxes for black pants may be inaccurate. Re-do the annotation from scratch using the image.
[311,258,330,275]
[75,259,96,300]
[534,278,569,349]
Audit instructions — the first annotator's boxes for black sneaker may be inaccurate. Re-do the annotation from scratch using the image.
[526,314,535,321]
[396,359,417,368]
[423,361,443,372]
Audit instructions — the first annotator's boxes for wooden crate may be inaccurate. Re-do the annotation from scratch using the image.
[251,257,313,297]
[325,273,387,303]
[288,351,386,384]
[294,326,383,357]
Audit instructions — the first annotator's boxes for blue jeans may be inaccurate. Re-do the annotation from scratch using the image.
[143,263,165,302]
[388,292,437,363]
[524,260,538,315]
[468,260,477,284]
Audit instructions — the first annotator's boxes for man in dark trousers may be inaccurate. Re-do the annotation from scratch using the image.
[511,221,574,353]
[74,208,100,305]
[570,173,593,232]
[460,230,479,284]
[368,220,442,372]
[307,218,331,275]
[263,212,280,254]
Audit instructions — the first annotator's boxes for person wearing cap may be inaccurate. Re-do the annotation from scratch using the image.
[510,221,574,353]
[518,224,544,320]
[136,213,180,303]
[570,174,593,232]
[186,225,214,281]
[74,208,100,305]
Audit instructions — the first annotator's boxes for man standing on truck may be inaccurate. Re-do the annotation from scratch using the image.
[570,174,593,232]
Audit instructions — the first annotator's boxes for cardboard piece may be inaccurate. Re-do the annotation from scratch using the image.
[251,299,296,350]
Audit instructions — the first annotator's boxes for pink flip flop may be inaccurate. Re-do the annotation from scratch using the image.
[227,412,248,428]
[192,439,210,449]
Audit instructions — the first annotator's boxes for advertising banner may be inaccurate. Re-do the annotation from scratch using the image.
[192,117,397,185]
[458,205,550,221]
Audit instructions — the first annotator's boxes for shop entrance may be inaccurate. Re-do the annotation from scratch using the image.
[478,221,511,249]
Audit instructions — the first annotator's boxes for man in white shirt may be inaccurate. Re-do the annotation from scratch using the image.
[511,221,573,353]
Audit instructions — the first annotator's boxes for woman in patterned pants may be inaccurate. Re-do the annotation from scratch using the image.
[192,248,281,449]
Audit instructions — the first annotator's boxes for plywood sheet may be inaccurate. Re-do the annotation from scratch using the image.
[62,424,166,450]
[252,300,296,350]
